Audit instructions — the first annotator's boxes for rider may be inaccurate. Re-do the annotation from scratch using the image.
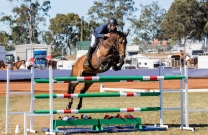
[85,18,118,66]
[180,50,192,66]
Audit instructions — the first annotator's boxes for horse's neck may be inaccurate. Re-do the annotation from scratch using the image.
[107,35,117,44]
[14,62,21,68]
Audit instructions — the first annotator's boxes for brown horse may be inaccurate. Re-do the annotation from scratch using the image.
[12,60,26,70]
[0,60,12,70]
[0,60,5,69]
[66,31,128,110]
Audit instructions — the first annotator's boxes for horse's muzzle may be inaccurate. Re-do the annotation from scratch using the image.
[119,55,125,65]
[120,55,125,60]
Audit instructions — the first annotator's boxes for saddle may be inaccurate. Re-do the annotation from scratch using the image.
[87,39,103,69]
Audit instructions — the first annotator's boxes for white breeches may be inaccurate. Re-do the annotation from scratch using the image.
[90,34,96,48]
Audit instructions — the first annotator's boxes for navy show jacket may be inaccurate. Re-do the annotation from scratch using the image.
[92,23,117,38]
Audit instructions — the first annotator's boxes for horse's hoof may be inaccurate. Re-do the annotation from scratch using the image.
[76,105,82,110]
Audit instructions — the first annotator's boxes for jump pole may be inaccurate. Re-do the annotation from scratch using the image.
[34,92,161,99]
[159,62,165,127]
[49,66,54,135]
[180,66,184,130]
[34,76,185,83]
[34,107,161,114]
[182,65,194,131]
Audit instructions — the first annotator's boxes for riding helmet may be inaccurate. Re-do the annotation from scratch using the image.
[108,18,118,26]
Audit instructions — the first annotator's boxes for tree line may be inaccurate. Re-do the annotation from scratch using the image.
[0,0,208,56]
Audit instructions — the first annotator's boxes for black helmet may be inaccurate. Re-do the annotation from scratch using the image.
[108,18,118,26]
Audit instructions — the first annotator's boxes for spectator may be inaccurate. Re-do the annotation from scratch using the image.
[17,56,20,62]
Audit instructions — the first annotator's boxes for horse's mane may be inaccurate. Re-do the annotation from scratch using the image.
[110,31,125,36]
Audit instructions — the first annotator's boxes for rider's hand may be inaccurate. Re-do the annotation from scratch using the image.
[104,33,111,37]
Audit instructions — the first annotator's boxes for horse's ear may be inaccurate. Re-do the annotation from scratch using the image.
[125,29,130,36]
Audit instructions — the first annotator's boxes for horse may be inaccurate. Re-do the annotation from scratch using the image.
[192,57,198,67]
[12,60,26,70]
[0,60,4,69]
[0,60,12,70]
[66,31,129,110]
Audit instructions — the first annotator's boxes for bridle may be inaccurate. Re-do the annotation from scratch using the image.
[108,33,127,65]
[109,33,126,57]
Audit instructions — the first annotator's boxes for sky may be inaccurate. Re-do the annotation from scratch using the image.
[0,0,174,42]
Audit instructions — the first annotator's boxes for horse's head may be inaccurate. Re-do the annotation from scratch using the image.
[13,60,26,69]
[0,60,6,67]
[111,31,128,59]
[20,60,26,68]
[0,60,4,68]
[109,31,128,69]
[189,58,193,64]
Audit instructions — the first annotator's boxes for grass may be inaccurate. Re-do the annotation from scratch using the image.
[0,92,208,135]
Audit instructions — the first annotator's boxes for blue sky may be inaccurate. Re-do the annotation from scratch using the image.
[0,0,174,41]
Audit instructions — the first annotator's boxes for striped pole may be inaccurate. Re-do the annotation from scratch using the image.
[34,107,160,114]
[34,79,49,83]
[34,76,185,83]
[34,92,160,99]
[54,76,185,82]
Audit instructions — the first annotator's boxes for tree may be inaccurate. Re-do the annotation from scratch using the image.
[47,13,95,55]
[130,1,166,52]
[1,0,51,44]
[162,0,202,45]
[130,1,166,42]
[0,31,11,49]
[198,0,208,38]
[88,0,137,31]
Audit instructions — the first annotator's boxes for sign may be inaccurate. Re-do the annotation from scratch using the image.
[162,40,167,46]
[153,39,158,45]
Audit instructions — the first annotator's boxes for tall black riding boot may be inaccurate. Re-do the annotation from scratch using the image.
[85,46,95,66]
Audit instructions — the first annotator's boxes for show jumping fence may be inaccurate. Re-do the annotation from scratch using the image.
[29,65,189,134]
[6,64,208,135]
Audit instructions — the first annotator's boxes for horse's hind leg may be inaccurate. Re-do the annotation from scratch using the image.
[77,83,93,109]
[66,82,78,110]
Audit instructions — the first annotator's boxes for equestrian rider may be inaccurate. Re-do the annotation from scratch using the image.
[180,50,192,66]
[85,18,118,66]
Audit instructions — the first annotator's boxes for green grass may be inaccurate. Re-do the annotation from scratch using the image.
[0,93,208,135]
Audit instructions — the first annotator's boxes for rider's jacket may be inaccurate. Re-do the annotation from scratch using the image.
[92,23,117,38]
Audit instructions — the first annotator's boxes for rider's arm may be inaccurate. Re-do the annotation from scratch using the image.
[93,23,108,38]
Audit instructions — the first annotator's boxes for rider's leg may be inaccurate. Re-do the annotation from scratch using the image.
[85,34,96,66]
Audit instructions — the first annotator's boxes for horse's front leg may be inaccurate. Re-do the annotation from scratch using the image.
[99,55,113,71]
[77,83,93,109]
[66,82,78,110]
[113,57,124,71]
[117,59,124,69]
